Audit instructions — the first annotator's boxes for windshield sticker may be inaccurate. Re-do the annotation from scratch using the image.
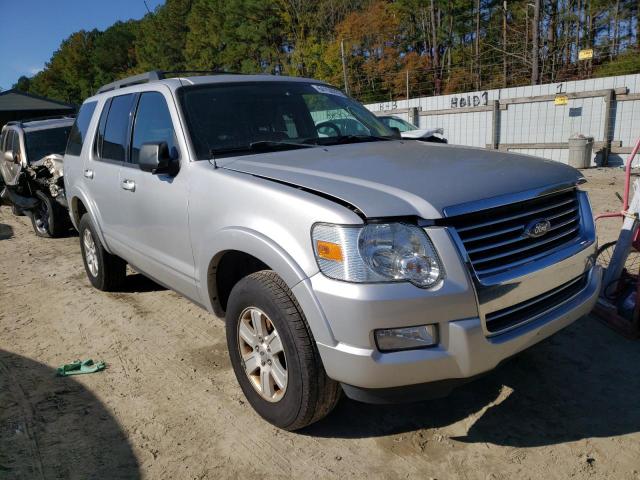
[312,84,347,98]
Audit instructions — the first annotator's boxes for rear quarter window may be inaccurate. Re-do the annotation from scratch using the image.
[66,101,98,156]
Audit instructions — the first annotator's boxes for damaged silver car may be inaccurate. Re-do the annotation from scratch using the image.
[0,117,74,237]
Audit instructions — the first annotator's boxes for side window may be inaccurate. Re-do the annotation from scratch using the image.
[66,101,97,156]
[130,92,177,164]
[94,98,111,159]
[0,131,6,151]
[11,131,21,156]
[100,94,135,162]
[389,118,410,132]
[4,131,14,152]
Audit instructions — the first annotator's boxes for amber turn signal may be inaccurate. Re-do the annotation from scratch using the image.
[316,240,343,262]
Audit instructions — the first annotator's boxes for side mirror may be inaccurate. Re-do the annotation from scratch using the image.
[138,142,178,175]
[3,150,17,163]
[390,127,402,139]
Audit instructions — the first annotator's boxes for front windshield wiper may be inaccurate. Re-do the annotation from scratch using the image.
[307,135,393,146]
[210,140,316,157]
[249,140,317,151]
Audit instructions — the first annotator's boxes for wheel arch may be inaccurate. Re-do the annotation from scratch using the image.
[201,228,310,318]
[69,190,111,252]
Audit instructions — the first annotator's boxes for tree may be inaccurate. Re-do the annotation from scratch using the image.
[135,0,192,71]
[13,76,31,92]
[9,0,640,105]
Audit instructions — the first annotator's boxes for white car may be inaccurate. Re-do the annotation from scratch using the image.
[378,115,446,143]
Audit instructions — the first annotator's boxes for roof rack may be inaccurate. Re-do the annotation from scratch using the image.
[5,114,77,128]
[96,71,163,94]
[95,70,245,95]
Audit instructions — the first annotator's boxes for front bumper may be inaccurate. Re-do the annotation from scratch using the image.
[314,265,600,395]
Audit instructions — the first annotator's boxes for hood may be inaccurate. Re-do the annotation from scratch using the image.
[219,141,583,219]
[401,127,444,139]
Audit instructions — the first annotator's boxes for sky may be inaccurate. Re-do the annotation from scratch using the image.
[0,0,165,90]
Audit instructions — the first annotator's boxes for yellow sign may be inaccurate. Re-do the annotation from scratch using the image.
[554,95,569,106]
[579,49,594,60]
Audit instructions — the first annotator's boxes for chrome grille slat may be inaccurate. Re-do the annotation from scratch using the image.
[473,245,573,276]
[464,224,524,243]
[441,189,582,279]
[471,226,579,264]
[466,215,579,255]
[456,196,576,233]
[547,216,580,232]
[546,206,578,221]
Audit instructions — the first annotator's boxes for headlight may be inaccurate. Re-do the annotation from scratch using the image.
[312,222,444,288]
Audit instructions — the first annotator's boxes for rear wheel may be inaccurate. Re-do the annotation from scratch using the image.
[226,270,341,430]
[78,214,126,291]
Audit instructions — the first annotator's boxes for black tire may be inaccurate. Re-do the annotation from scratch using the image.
[78,214,126,291]
[226,270,341,430]
[596,240,640,274]
[29,190,69,237]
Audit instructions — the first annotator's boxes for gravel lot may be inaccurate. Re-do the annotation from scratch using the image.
[1,168,639,479]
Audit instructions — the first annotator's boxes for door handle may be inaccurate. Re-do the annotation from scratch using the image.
[121,179,136,192]
[83,169,94,179]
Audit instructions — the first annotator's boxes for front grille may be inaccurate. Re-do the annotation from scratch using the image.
[485,273,588,334]
[443,189,581,278]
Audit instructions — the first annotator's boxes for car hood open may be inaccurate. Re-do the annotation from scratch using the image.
[218,141,583,219]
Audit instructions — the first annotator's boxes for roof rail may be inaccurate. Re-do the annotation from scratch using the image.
[95,70,247,95]
[161,70,244,77]
[96,71,164,94]
[5,114,76,129]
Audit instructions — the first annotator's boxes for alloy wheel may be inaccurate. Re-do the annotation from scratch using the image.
[83,229,99,277]
[237,307,288,402]
[34,202,49,235]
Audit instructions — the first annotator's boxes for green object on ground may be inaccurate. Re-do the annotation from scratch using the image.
[56,359,106,377]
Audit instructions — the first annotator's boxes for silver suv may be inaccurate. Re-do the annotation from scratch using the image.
[64,71,601,430]
[1,117,74,236]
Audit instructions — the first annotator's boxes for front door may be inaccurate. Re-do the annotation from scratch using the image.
[116,89,196,299]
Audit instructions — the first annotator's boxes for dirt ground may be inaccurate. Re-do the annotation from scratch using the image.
[1,167,640,480]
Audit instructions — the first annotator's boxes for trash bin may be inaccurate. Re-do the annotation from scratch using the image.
[568,134,594,168]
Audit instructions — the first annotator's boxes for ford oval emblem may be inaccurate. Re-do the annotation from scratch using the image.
[524,219,551,238]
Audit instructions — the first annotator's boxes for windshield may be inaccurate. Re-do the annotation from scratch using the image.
[25,126,72,162]
[380,116,417,132]
[178,82,396,159]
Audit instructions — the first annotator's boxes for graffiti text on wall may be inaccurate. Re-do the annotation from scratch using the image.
[451,92,488,109]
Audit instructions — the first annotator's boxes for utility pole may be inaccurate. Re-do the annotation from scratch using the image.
[406,69,410,101]
[531,0,540,85]
[475,0,481,89]
[340,39,349,95]
[503,0,507,88]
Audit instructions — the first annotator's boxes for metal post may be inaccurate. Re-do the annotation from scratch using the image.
[340,39,349,95]
[491,100,500,149]
[602,89,615,166]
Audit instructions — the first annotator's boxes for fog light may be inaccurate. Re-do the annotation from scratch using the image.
[375,324,439,352]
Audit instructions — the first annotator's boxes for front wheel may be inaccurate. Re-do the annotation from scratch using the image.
[225,271,341,430]
[29,190,69,237]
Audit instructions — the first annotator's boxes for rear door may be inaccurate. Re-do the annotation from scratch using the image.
[86,93,136,248]
[116,89,196,297]
[64,100,98,216]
